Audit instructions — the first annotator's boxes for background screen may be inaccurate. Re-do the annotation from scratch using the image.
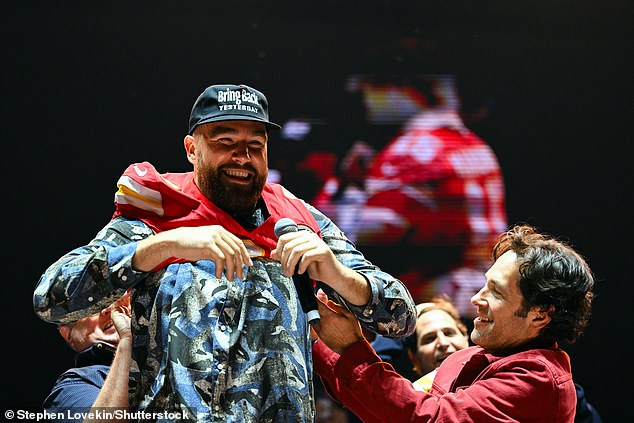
[4,1,631,421]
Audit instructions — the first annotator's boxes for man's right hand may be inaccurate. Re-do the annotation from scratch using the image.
[133,225,253,280]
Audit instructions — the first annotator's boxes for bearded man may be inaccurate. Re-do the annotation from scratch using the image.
[33,84,416,422]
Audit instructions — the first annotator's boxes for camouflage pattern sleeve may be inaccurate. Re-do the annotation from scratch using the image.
[33,217,151,325]
[306,203,416,338]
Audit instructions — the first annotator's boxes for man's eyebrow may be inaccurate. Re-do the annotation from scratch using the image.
[252,128,267,137]
[489,278,507,294]
[210,126,238,137]
[209,126,267,138]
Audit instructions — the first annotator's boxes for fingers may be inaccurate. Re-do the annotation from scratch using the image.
[316,288,328,303]
[115,289,131,305]
[207,227,253,280]
[113,304,131,317]
[313,292,364,354]
[209,238,231,280]
[220,232,253,274]
[316,290,350,317]
[111,309,132,339]
[316,295,331,315]
[274,231,322,277]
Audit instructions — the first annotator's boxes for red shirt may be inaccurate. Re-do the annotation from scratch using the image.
[112,161,321,266]
[313,338,577,422]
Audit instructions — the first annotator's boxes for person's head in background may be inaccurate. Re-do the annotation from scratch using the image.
[57,291,131,352]
[406,294,470,376]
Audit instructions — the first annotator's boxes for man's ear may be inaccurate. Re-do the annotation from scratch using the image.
[58,325,72,344]
[407,349,420,375]
[530,305,555,330]
[184,135,197,164]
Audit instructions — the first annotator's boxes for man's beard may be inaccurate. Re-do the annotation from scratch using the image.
[197,160,267,214]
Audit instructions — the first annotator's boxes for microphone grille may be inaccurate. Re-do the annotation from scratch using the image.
[274,218,298,238]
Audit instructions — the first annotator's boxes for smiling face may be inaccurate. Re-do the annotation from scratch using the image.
[186,120,269,214]
[470,250,551,351]
[408,309,469,376]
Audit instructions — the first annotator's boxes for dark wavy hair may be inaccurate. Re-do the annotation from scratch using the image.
[493,225,594,345]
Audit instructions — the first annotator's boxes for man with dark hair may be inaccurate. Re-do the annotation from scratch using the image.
[313,224,595,422]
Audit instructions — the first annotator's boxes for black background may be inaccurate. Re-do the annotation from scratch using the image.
[3,1,631,421]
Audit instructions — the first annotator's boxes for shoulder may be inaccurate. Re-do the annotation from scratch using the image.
[101,216,153,239]
[474,348,574,399]
[435,346,482,372]
[437,346,572,385]
[53,364,110,387]
[442,346,483,365]
[44,365,109,410]
[493,348,572,376]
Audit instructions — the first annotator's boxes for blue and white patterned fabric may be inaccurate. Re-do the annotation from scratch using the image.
[34,203,415,422]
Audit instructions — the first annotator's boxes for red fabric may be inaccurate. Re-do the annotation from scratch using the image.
[364,126,506,247]
[313,339,577,422]
[112,161,320,265]
[312,122,508,309]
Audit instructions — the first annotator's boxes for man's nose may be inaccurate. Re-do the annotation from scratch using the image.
[232,142,251,162]
[471,289,485,306]
[436,332,450,348]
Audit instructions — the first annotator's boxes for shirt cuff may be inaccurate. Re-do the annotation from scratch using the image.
[343,273,382,320]
[110,242,146,287]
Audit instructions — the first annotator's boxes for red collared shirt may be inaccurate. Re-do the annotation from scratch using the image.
[314,339,576,422]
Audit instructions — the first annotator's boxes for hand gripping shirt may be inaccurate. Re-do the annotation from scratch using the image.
[33,162,416,422]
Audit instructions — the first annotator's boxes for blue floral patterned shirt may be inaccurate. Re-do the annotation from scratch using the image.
[34,202,415,422]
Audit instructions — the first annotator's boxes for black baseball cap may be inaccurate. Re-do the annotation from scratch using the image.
[188,84,281,134]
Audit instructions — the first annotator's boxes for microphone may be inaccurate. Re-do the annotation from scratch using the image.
[273,218,320,325]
